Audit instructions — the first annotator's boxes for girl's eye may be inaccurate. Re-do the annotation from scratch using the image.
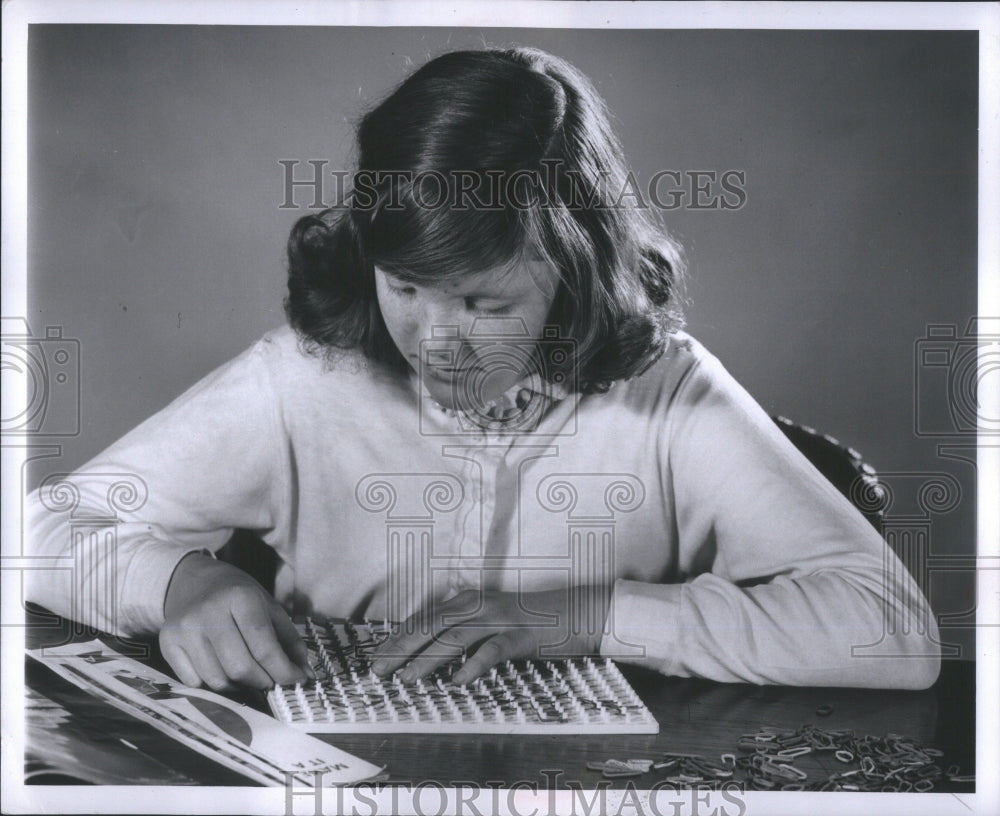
[389,283,417,297]
[465,297,512,315]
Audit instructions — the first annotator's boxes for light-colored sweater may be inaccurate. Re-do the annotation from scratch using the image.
[25,326,941,688]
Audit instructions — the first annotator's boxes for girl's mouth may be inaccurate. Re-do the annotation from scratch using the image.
[424,365,479,381]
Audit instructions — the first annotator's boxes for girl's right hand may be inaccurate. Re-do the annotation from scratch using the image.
[159,552,313,691]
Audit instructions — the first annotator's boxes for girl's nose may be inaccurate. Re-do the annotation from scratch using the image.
[418,305,483,370]
[417,301,471,342]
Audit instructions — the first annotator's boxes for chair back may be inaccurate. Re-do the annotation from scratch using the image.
[772,415,883,531]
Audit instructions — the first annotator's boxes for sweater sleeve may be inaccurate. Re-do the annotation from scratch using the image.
[602,348,941,689]
[24,336,291,636]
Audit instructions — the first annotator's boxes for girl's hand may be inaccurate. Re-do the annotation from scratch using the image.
[370,587,610,685]
[159,553,313,691]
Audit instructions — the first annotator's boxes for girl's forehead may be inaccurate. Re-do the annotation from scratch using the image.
[381,257,558,298]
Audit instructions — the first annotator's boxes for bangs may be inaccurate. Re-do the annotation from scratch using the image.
[358,173,534,283]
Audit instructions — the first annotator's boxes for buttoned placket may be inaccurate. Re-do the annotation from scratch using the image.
[451,433,519,596]
[411,370,568,602]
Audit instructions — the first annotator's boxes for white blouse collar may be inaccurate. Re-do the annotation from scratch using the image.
[409,368,572,436]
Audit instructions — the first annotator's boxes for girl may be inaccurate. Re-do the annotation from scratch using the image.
[27,47,939,692]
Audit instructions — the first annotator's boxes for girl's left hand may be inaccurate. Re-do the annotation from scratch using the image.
[370,588,609,685]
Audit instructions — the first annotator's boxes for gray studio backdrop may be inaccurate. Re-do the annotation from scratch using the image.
[26,26,978,657]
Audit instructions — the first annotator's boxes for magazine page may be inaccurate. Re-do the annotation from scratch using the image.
[28,640,383,788]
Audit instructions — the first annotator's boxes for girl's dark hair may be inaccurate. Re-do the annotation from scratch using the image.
[285,46,685,393]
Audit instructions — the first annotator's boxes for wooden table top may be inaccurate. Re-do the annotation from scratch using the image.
[23,614,975,793]
[318,660,973,791]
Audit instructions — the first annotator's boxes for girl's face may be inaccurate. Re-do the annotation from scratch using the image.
[374,257,560,411]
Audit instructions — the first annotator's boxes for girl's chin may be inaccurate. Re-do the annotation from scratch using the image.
[420,374,475,411]
[419,370,516,412]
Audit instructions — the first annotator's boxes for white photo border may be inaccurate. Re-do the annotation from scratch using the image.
[2,2,997,815]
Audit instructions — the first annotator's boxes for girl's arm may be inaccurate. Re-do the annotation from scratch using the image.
[605,350,941,689]
[24,336,307,688]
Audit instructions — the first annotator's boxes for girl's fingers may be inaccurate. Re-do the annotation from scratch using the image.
[182,634,237,692]
[370,635,417,676]
[372,592,480,675]
[227,599,308,687]
[268,604,312,677]
[160,638,202,688]
[396,626,481,682]
[370,617,439,676]
[453,631,522,684]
